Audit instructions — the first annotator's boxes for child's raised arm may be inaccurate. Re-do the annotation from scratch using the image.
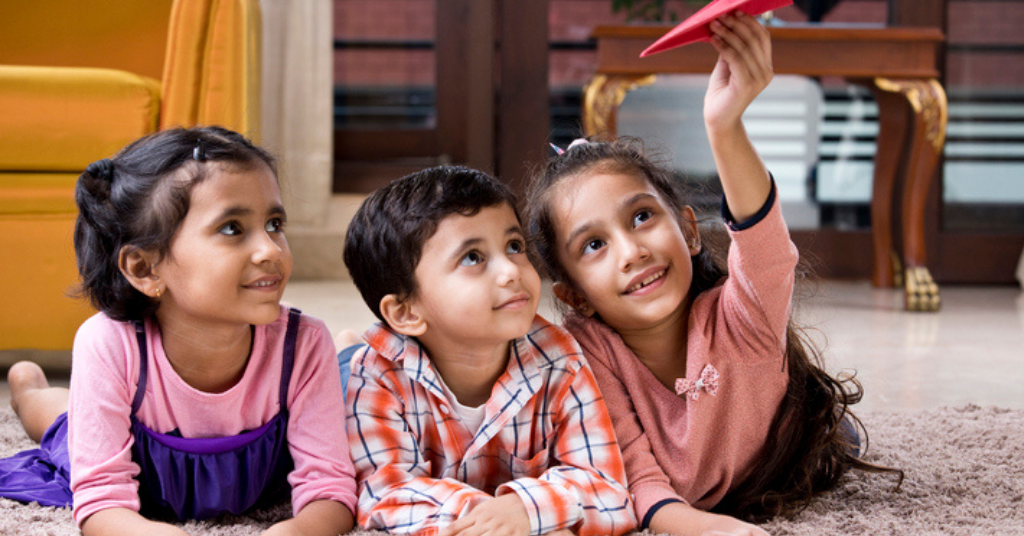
[704,11,774,222]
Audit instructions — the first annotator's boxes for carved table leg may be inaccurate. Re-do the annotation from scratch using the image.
[863,81,910,289]
[582,73,657,138]
[872,78,947,312]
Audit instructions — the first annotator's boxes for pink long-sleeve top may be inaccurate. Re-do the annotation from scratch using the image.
[68,305,357,526]
[564,191,797,528]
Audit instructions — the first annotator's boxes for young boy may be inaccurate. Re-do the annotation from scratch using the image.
[341,166,637,536]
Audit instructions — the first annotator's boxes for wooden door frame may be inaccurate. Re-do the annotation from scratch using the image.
[333,0,550,195]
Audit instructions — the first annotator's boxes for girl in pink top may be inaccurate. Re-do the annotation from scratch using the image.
[525,13,897,536]
[2,127,357,536]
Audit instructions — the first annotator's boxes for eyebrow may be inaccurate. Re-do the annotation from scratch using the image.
[562,192,657,253]
[211,203,287,224]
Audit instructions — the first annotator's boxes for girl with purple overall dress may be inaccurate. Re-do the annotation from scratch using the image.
[0,127,357,536]
[525,13,899,536]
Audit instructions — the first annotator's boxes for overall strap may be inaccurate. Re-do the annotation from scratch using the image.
[279,308,301,409]
[130,321,149,415]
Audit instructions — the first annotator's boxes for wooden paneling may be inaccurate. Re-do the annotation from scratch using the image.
[498,0,550,193]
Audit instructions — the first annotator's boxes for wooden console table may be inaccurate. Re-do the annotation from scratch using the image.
[583,25,947,311]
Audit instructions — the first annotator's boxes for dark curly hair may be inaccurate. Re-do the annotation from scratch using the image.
[525,138,902,522]
[73,126,276,322]
[343,165,519,322]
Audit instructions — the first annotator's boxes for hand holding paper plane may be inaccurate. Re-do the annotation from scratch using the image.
[641,0,793,56]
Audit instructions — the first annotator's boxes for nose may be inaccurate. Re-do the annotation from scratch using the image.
[252,230,285,264]
[617,235,649,272]
[496,254,523,287]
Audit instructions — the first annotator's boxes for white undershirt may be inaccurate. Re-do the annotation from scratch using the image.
[437,374,488,434]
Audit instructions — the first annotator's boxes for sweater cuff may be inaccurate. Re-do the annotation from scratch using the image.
[721,175,777,231]
[641,498,686,530]
[631,482,687,531]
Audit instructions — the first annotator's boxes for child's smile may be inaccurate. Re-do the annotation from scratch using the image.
[624,266,668,295]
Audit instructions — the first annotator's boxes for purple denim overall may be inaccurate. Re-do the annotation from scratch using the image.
[0,309,300,521]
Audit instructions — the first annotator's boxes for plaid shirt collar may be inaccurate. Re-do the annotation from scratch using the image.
[364,317,562,442]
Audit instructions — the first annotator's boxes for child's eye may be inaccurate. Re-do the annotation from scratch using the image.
[633,209,653,228]
[265,217,285,233]
[460,250,484,267]
[582,238,605,256]
[506,239,525,255]
[219,222,243,236]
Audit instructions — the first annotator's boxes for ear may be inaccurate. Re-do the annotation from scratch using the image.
[680,205,701,256]
[553,281,595,317]
[379,294,427,337]
[119,245,163,299]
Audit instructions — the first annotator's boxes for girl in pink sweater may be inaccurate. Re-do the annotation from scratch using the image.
[525,13,896,536]
[1,127,357,536]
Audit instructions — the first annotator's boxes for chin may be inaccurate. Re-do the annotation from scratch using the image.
[250,304,284,325]
[498,319,533,342]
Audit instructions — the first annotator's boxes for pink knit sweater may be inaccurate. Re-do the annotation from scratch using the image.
[564,195,797,526]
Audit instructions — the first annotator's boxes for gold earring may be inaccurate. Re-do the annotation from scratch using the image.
[154,287,162,299]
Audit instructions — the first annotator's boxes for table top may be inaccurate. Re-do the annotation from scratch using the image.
[592,24,945,78]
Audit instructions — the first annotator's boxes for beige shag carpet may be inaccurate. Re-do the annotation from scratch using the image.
[1,405,1022,535]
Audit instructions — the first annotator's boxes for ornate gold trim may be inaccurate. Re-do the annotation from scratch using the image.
[582,74,657,138]
[873,77,948,153]
[904,266,941,312]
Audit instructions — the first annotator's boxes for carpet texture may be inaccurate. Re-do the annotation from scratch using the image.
[1,405,1021,535]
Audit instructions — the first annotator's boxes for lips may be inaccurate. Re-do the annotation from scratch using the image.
[624,267,667,295]
[244,274,283,290]
[496,292,531,310]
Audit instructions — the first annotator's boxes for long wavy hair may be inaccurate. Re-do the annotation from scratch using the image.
[525,138,902,522]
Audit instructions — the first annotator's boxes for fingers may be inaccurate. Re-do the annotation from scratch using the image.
[439,517,471,536]
[709,12,773,88]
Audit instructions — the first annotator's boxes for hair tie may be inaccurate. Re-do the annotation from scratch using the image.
[85,159,115,182]
[567,138,590,150]
[550,138,591,156]
[193,139,207,162]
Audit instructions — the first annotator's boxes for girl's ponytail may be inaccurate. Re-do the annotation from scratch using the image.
[74,158,140,319]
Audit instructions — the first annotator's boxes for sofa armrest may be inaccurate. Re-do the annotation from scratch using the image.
[0,65,160,171]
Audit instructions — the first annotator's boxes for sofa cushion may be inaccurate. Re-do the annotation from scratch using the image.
[0,65,160,171]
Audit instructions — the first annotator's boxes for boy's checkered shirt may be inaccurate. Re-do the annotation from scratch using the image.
[347,315,637,536]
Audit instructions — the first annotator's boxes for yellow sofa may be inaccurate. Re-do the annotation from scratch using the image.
[0,0,262,350]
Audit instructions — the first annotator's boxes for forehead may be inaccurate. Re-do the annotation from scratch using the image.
[422,203,519,249]
[551,171,662,224]
[186,162,280,209]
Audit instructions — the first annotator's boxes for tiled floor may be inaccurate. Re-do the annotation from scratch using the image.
[2,279,1023,413]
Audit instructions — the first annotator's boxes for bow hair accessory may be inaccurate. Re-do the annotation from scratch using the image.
[675,364,720,401]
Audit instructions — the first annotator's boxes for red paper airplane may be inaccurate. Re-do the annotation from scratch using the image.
[640,0,793,57]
